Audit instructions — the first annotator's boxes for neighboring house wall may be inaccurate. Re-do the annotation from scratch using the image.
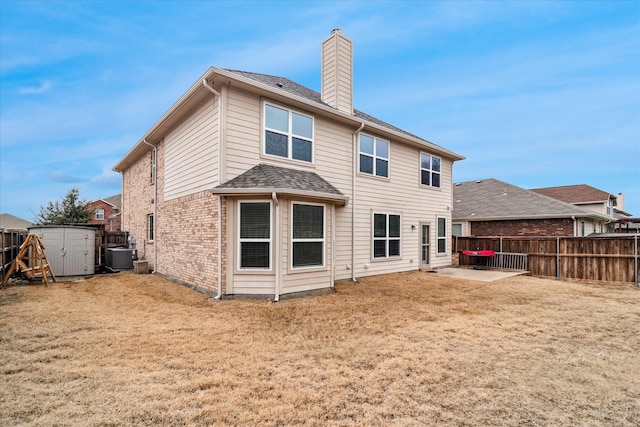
[471,218,575,237]
[90,200,120,231]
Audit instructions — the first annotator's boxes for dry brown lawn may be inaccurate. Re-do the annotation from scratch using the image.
[1,271,639,426]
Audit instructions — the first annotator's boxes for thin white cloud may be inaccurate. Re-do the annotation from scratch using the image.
[18,80,52,95]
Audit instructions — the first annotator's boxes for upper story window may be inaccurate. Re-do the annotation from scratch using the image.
[264,103,313,163]
[421,153,441,188]
[95,208,104,220]
[292,203,325,269]
[373,213,401,258]
[359,134,389,178]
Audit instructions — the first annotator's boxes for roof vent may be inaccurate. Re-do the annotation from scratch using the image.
[276,82,284,88]
[475,180,482,184]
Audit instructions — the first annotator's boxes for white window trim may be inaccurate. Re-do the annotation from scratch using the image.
[95,208,105,220]
[263,101,314,164]
[291,202,326,270]
[238,200,272,271]
[359,133,390,178]
[372,212,402,259]
[437,216,447,255]
[420,152,441,188]
[147,213,154,242]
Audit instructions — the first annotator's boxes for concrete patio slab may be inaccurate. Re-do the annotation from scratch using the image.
[427,267,528,282]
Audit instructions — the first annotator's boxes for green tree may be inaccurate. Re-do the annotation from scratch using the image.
[35,187,92,225]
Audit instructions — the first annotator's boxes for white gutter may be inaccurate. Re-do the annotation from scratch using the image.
[141,138,157,273]
[352,122,364,282]
[203,78,224,300]
[272,192,281,302]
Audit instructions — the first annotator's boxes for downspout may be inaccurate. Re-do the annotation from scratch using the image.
[272,192,280,302]
[571,216,577,237]
[203,78,224,300]
[331,204,336,288]
[352,122,365,282]
[141,138,157,273]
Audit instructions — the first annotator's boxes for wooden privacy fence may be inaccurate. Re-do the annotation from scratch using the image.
[454,235,639,285]
[1,228,28,281]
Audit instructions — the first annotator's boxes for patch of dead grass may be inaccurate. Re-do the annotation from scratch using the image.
[1,271,639,426]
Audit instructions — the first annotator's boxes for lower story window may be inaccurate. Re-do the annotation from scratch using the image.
[292,203,325,268]
[373,213,401,258]
[147,213,154,241]
[437,216,447,254]
[239,202,271,269]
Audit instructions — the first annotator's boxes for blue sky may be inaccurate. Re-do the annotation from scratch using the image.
[1,0,639,220]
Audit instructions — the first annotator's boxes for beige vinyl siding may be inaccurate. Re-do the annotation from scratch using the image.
[321,30,352,114]
[321,40,337,109]
[313,117,354,279]
[224,87,263,179]
[164,99,219,200]
[347,138,454,279]
[335,36,353,113]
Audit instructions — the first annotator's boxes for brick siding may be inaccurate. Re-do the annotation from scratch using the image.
[121,140,226,295]
[89,200,121,232]
[471,218,574,237]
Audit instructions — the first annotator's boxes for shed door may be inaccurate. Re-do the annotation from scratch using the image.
[36,229,65,276]
[65,230,91,275]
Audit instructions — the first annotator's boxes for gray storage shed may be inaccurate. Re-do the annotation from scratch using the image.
[28,226,96,276]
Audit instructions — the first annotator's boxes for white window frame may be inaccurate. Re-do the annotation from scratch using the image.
[291,202,325,270]
[95,208,105,220]
[437,216,447,254]
[147,213,154,242]
[420,152,441,188]
[372,212,401,259]
[238,201,272,271]
[359,133,389,178]
[452,222,463,237]
[263,102,314,163]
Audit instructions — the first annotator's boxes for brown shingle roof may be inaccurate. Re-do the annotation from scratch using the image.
[530,184,612,204]
[453,179,609,221]
[212,163,348,205]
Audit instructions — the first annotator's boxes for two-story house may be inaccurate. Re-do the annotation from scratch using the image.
[113,29,464,299]
[89,194,122,232]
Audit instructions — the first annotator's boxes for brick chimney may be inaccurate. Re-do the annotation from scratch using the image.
[321,28,353,114]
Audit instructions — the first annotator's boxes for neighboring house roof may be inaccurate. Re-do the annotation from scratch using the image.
[90,194,122,209]
[453,179,611,221]
[530,184,614,205]
[113,67,463,172]
[0,213,33,230]
[212,163,348,206]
